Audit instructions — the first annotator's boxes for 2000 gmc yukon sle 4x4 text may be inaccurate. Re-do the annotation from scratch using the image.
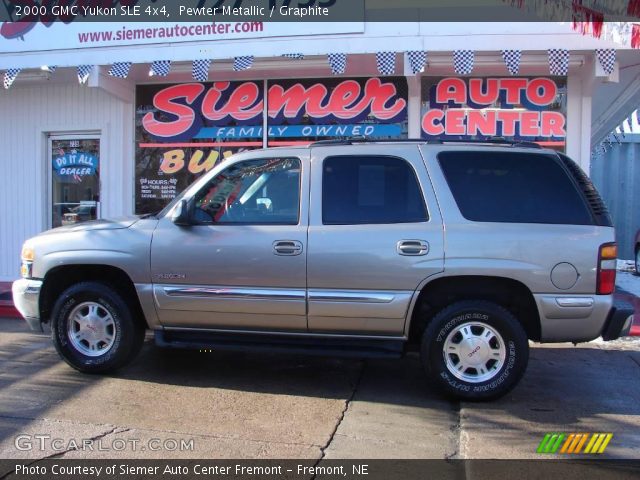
[13,140,634,400]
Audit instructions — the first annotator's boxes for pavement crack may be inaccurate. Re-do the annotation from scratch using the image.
[445,401,462,461]
[312,360,366,472]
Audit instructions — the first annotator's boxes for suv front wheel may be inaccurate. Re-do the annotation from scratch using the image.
[51,282,145,373]
[421,300,529,401]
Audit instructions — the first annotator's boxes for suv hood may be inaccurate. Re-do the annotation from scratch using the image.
[40,216,140,236]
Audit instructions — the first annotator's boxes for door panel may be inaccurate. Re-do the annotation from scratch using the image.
[307,146,445,336]
[150,154,309,331]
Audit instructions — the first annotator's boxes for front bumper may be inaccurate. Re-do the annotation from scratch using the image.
[11,279,42,331]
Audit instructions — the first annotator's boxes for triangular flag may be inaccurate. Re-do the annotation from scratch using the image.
[108,62,132,79]
[376,52,396,75]
[150,60,171,77]
[453,50,474,75]
[548,49,570,76]
[192,59,212,82]
[406,51,427,75]
[501,50,522,75]
[233,56,254,72]
[596,49,616,75]
[327,53,347,75]
[77,65,93,84]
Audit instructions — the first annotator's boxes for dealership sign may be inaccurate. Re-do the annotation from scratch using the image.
[421,78,566,139]
[142,78,407,142]
[53,152,98,176]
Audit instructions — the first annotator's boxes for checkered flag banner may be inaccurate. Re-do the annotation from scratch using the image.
[406,51,427,75]
[150,60,171,77]
[548,49,570,76]
[234,56,254,72]
[376,52,396,75]
[77,65,94,84]
[596,49,616,75]
[282,54,304,60]
[453,50,474,75]
[3,68,20,89]
[501,50,522,76]
[108,62,132,79]
[327,53,347,75]
[192,59,212,82]
[42,65,56,73]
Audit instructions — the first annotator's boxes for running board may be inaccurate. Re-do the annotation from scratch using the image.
[155,329,404,359]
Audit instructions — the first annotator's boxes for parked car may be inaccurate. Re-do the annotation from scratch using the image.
[13,140,634,400]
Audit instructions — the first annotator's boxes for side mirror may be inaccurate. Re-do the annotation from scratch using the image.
[172,199,194,226]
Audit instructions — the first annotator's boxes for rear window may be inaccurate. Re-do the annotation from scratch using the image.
[438,151,594,225]
[323,156,428,225]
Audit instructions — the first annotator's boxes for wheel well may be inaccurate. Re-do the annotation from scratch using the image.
[39,265,148,329]
[408,276,541,346]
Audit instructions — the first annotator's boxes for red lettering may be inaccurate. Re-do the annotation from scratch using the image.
[519,111,540,137]
[360,78,406,121]
[496,110,520,136]
[526,78,557,106]
[468,79,499,106]
[541,111,566,137]
[445,109,466,135]
[203,82,262,122]
[435,78,467,105]
[142,84,204,138]
[422,110,445,136]
[466,110,497,136]
[269,83,330,120]
[499,78,528,105]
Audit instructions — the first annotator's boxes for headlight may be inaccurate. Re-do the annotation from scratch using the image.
[21,245,34,262]
[20,245,34,278]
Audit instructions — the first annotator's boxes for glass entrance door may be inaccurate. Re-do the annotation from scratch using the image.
[50,136,101,228]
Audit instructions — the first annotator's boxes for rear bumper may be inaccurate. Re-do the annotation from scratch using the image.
[11,279,42,331]
[535,294,633,342]
[601,306,634,340]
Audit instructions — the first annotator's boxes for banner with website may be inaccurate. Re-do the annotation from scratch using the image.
[421,77,567,148]
[135,76,408,213]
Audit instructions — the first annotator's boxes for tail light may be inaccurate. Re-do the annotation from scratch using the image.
[596,243,617,295]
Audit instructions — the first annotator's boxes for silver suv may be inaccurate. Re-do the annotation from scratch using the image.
[13,140,634,400]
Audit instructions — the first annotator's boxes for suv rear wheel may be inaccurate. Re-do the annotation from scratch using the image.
[421,300,529,401]
[51,282,144,373]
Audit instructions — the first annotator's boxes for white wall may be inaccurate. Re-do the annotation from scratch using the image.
[0,83,133,281]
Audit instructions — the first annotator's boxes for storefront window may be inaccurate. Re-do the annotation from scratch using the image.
[267,77,408,147]
[135,82,264,214]
[50,138,100,228]
[420,77,567,150]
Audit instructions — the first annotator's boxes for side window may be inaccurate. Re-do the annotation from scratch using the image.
[193,157,301,225]
[322,156,428,225]
[438,151,593,225]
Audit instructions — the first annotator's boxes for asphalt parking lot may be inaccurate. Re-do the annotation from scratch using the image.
[0,317,639,463]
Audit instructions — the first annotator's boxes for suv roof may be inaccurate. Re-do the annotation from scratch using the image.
[310,138,543,149]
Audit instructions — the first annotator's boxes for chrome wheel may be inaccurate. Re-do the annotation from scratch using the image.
[443,322,506,383]
[67,302,116,357]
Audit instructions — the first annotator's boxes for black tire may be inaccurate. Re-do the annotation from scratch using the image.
[635,247,640,276]
[50,282,144,373]
[421,300,529,401]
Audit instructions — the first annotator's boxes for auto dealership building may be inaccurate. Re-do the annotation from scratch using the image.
[0,14,639,281]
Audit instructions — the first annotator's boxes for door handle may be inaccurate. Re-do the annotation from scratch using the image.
[273,240,303,256]
[397,240,429,256]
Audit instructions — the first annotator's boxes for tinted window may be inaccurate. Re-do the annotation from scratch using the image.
[193,158,300,225]
[323,156,428,225]
[438,151,593,225]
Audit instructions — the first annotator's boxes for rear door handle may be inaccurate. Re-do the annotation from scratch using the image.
[273,240,303,256]
[397,240,429,256]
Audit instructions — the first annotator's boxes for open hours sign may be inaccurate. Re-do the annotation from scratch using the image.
[421,77,566,140]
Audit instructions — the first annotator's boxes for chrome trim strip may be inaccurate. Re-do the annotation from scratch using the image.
[162,286,305,302]
[556,297,594,308]
[162,326,406,341]
[308,290,395,304]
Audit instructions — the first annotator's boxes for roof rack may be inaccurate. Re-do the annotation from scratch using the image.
[310,138,542,149]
